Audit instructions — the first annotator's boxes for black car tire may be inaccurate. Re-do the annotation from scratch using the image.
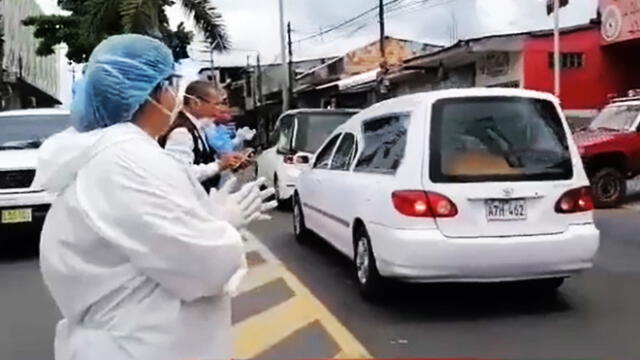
[292,194,312,245]
[273,176,291,210]
[524,277,565,293]
[592,167,626,208]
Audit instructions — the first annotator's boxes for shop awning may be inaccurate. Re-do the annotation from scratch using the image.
[316,69,379,91]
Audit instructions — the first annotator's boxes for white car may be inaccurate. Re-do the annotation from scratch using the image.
[0,108,70,252]
[257,109,358,207]
[293,89,600,298]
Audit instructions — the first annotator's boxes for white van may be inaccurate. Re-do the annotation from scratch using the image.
[294,89,600,298]
[257,109,358,206]
[0,109,70,251]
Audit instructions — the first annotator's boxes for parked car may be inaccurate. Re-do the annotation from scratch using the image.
[0,108,70,252]
[294,89,600,299]
[574,96,640,207]
[257,109,358,207]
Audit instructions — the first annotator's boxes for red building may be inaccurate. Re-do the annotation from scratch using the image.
[524,21,640,114]
[398,19,640,122]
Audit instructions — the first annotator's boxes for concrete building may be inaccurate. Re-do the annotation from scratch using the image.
[1,0,60,110]
[294,37,442,109]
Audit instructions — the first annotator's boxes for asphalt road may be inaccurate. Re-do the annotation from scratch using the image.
[2,209,640,360]
[249,209,640,360]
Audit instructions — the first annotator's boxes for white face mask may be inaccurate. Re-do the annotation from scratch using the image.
[148,86,182,123]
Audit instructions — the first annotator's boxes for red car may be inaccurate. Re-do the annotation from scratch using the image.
[574,97,640,207]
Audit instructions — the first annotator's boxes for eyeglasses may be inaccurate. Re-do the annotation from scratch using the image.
[211,97,229,106]
[189,95,229,106]
[158,74,182,92]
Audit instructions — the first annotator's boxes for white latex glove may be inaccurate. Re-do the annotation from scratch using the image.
[251,177,278,221]
[209,177,277,228]
[236,127,256,142]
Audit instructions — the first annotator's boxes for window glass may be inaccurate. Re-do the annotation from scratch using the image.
[354,115,410,174]
[589,104,640,132]
[0,114,70,150]
[330,133,356,171]
[430,96,572,183]
[293,112,354,153]
[276,115,294,152]
[313,134,342,170]
[548,52,584,69]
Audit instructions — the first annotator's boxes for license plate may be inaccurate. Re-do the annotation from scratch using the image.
[1,208,33,224]
[485,199,527,221]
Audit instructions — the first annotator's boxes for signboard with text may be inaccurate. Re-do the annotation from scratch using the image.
[601,0,640,44]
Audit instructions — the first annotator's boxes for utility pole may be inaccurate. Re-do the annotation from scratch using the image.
[247,55,256,107]
[209,39,220,85]
[257,54,264,106]
[278,0,290,111]
[379,0,386,61]
[287,21,294,108]
[553,0,561,97]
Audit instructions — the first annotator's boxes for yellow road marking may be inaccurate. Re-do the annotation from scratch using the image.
[279,271,371,358]
[235,262,285,295]
[234,297,316,359]
[234,232,371,359]
[334,350,349,358]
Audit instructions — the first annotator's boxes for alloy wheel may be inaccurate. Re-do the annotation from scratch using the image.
[356,237,370,285]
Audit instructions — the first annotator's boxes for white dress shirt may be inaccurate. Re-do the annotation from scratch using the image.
[164,111,221,182]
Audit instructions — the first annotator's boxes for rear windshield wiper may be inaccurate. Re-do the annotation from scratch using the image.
[593,126,622,132]
[0,139,43,150]
[0,145,27,150]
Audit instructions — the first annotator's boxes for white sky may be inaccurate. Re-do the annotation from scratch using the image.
[167,0,599,66]
[36,0,599,104]
[39,0,598,66]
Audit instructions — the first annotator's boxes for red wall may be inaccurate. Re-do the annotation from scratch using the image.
[523,27,628,110]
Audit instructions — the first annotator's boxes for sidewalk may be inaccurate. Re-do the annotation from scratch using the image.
[232,231,370,360]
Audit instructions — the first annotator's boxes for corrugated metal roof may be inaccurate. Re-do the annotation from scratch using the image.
[316,69,379,91]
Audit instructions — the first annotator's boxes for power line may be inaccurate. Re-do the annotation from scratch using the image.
[385,0,458,19]
[384,0,459,42]
[291,0,458,46]
[294,0,403,42]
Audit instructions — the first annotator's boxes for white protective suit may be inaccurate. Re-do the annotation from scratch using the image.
[34,122,245,360]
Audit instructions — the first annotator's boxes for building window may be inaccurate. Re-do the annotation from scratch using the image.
[548,52,584,70]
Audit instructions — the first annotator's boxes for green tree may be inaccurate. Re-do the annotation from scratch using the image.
[22,0,229,63]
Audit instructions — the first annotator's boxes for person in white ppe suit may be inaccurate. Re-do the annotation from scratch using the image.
[33,34,276,360]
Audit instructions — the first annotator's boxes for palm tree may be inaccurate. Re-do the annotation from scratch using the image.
[23,0,228,62]
[89,0,229,51]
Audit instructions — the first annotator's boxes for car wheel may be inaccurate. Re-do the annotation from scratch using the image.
[274,175,291,210]
[525,277,565,292]
[592,168,626,208]
[293,194,312,245]
[354,226,385,300]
